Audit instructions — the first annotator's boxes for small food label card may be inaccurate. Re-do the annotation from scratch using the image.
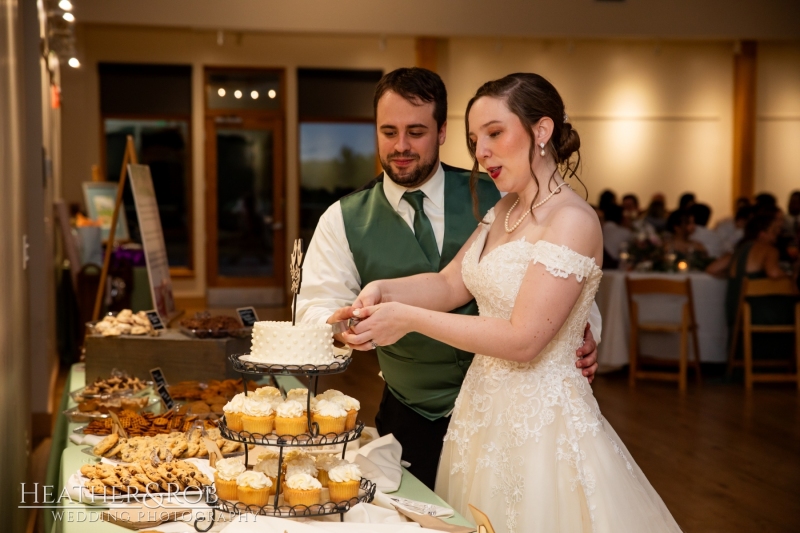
[156,384,175,410]
[236,307,259,327]
[150,367,168,388]
[144,310,165,330]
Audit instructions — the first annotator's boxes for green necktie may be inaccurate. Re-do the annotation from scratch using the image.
[403,190,440,269]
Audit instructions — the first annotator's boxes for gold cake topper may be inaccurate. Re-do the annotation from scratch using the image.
[290,239,304,325]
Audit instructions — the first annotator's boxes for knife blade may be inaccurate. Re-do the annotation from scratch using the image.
[330,317,360,335]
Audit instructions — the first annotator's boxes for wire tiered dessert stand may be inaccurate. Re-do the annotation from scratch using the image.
[194,240,377,531]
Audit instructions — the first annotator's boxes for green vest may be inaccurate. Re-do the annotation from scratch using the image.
[340,164,500,420]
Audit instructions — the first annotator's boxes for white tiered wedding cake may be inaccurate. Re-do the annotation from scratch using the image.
[248,321,337,365]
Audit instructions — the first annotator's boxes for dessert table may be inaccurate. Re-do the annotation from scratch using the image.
[596,270,729,369]
[46,363,472,533]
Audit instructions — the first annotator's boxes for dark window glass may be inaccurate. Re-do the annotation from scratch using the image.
[99,63,192,269]
[298,69,382,243]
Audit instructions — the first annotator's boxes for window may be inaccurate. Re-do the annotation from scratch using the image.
[298,68,383,244]
[99,63,193,272]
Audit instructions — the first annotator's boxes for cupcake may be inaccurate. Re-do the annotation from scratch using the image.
[236,471,272,507]
[330,395,360,431]
[327,463,362,502]
[317,389,343,400]
[284,451,317,479]
[241,396,275,435]
[222,392,247,431]
[315,454,344,487]
[311,399,347,435]
[253,385,281,399]
[285,388,308,403]
[283,473,322,506]
[213,457,246,501]
[274,400,308,436]
[253,452,281,494]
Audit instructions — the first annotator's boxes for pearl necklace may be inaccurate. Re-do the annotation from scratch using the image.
[504,182,568,233]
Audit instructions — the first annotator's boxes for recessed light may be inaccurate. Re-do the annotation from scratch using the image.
[268,89,276,99]
[250,90,259,100]
[62,12,75,22]
[234,90,242,99]
[217,88,226,97]
[68,57,80,68]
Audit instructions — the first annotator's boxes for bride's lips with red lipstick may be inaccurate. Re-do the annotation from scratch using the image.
[487,166,502,179]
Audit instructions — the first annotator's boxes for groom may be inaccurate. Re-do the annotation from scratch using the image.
[296,68,600,489]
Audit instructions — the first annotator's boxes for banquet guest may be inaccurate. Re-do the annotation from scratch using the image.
[622,193,641,221]
[783,191,800,246]
[666,210,707,255]
[690,204,723,258]
[715,198,751,254]
[294,68,601,489]
[598,189,617,219]
[644,193,668,232]
[677,192,696,212]
[602,204,632,267]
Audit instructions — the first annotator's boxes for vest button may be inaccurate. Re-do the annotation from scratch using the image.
[457,360,464,367]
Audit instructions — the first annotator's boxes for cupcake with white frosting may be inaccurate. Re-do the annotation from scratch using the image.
[284,451,318,479]
[327,462,362,502]
[241,396,275,435]
[253,385,282,400]
[222,392,247,431]
[330,394,360,431]
[213,457,246,500]
[311,399,348,435]
[253,452,281,494]
[274,400,307,436]
[315,453,344,487]
[236,470,272,506]
[284,473,322,506]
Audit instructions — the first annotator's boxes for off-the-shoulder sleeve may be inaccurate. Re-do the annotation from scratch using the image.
[530,240,598,282]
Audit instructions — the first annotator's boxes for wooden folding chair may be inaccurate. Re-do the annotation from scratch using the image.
[626,277,702,392]
[728,278,800,390]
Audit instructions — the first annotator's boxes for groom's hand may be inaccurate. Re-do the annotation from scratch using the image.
[327,306,356,346]
[577,324,599,383]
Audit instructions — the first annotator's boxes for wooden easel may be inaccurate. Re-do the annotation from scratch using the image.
[91,135,138,321]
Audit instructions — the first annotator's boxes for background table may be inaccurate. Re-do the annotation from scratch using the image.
[596,271,729,369]
[47,363,472,533]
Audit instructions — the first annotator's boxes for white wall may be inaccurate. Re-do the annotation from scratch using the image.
[60,25,415,297]
[755,43,800,210]
[440,39,735,220]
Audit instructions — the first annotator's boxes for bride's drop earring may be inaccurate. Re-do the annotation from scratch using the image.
[539,142,546,157]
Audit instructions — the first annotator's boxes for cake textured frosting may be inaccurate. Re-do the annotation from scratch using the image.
[249,321,336,365]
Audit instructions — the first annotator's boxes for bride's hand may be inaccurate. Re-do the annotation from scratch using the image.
[340,302,412,349]
[353,281,384,310]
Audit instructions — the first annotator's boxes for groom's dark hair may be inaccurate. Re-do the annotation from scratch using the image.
[373,67,447,129]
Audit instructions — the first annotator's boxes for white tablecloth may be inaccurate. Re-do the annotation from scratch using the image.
[596,270,729,368]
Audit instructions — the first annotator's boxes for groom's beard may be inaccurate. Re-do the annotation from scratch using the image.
[381,150,438,189]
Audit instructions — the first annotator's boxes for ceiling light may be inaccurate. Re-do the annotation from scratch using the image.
[59,0,73,11]
[62,12,75,22]
[234,90,242,99]
[68,57,80,68]
[217,88,226,97]
[250,90,259,100]
[268,89,276,99]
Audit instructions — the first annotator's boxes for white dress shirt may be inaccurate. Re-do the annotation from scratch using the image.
[691,225,724,258]
[296,162,603,342]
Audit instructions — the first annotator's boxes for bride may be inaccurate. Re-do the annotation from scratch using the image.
[340,73,681,533]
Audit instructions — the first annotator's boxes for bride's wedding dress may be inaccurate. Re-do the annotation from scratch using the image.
[435,209,682,533]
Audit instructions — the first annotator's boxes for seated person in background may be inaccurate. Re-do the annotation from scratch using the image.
[783,190,800,246]
[602,204,633,269]
[598,189,618,219]
[690,203,723,258]
[708,211,786,318]
[644,193,668,232]
[677,192,696,213]
[665,210,707,256]
[622,193,641,222]
[716,204,751,255]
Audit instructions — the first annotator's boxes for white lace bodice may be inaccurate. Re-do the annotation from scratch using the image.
[444,208,609,532]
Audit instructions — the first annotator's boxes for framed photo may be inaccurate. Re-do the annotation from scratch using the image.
[82,182,130,242]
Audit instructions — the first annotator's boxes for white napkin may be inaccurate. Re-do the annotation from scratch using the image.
[344,432,404,493]
[68,432,104,446]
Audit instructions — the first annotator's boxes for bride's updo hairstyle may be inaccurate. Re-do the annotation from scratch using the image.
[465,73,583,221]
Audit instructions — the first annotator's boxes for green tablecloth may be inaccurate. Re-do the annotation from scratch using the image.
[48,363,471,532]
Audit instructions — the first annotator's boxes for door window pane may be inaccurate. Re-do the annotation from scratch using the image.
[299,122,377,243]
[216,129,275,278]
[104,119,191,267]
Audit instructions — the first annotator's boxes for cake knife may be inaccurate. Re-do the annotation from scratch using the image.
[330,317,360,335]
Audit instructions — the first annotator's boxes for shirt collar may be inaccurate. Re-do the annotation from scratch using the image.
[382,162,445,211]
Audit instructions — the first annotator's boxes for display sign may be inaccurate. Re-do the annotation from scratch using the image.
[145,310,165,330]
[236,307,259,327]
[149,367,168,388]
[156,384,175,410]
[128,164,177,322]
